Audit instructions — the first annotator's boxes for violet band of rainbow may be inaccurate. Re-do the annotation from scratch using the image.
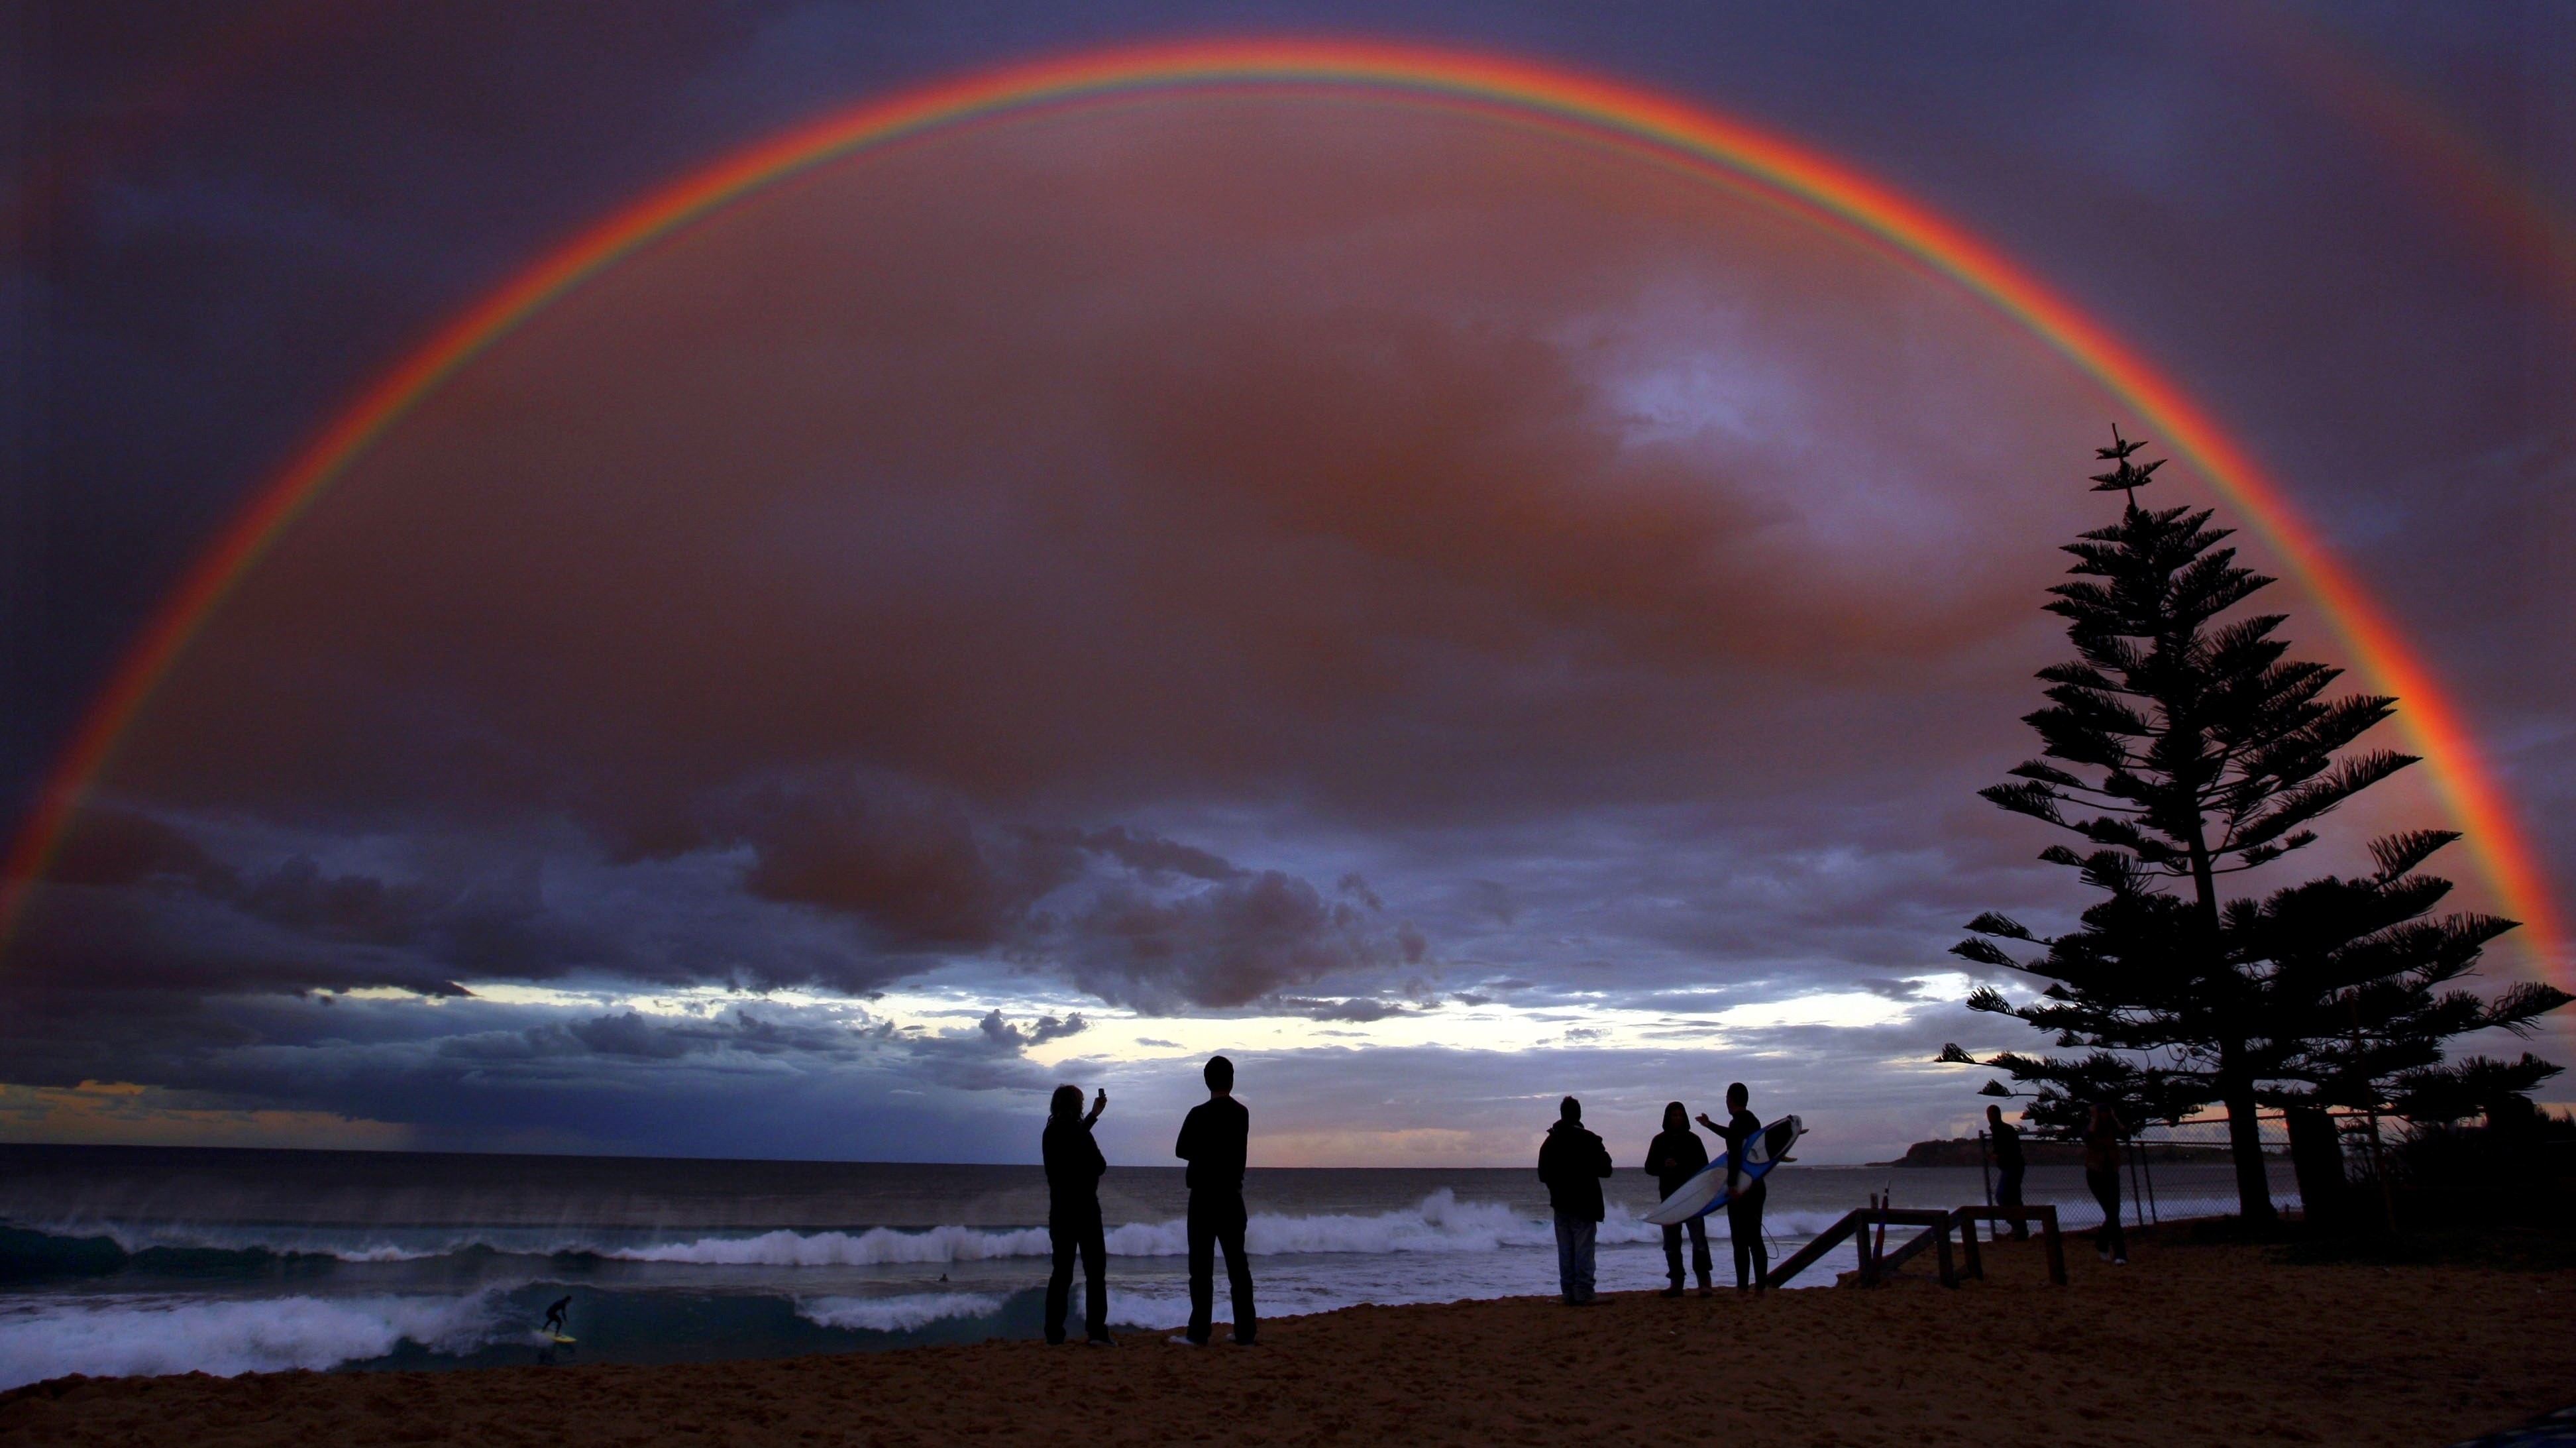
[3,37,2557,976]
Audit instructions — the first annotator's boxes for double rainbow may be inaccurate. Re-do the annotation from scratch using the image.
[4,38,2557,974]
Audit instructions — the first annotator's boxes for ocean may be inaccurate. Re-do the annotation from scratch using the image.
[0,1142,2261,1388]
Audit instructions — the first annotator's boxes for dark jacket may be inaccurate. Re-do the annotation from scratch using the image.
[1043,1115,1106,1215]
[1537,1119,1613,1221]
[1175,1095,1250,1195]
[1990,1119,2023,1171]
[1644,1127,1709,1199]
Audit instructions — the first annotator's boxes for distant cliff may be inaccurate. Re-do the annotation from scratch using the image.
[1882,1137,2088,1168]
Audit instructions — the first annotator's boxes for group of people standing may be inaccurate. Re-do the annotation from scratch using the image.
[1986,1099,2131,1264]
[1040,1055,1257,1348]
[1536,1082,1772,1304]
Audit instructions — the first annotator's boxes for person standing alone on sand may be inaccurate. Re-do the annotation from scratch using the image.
[1044,1084,1114,1347]
[2083,1101,2128,1265]
[1697,1083,1768,1293]
[1536,1096,1613,1306]
[1173,1056,1256,1346]
[1644,1102,1714,1298]
[1988,1103,2029,1241]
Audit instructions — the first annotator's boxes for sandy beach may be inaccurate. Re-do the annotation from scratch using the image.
[3,1234,2567,1448]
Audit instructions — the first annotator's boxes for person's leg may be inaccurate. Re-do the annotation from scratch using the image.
[2000,1167,2027,1240]
[1570,1219,1597,1303]
[1046,1218,1075,1345]
[1726,1197,1750,1290]
[1186,1196,1215,1343]
[2087,1168,2124,1260]
[1217,1193,1256,1343]
[1553,1215,1578,1302]
[1744,1192,1769,1290]
[1686,1215,1713,1290]
[1080,1210,1109,1341]
[1661,1221,1684,1288]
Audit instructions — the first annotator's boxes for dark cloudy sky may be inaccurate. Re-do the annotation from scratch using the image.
[3,1,2571,1165]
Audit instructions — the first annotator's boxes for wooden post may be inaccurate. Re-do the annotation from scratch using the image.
[2039,1204,2066,1286]
[1959,1211,1984,1280]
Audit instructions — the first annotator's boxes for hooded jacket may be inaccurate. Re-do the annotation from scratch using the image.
[1536,1119,1613,1222]
[1644,1126,1709,1200]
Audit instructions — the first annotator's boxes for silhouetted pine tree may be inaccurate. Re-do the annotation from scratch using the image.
[1934,430,2567,1225]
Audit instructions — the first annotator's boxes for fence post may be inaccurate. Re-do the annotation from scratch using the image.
[2125,1138,2146,1230]
[1978,1129,1992,1207]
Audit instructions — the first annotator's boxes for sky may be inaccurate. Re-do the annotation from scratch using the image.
[2,0,2571,1167]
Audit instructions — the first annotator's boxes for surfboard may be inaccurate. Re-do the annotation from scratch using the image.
[1641,1115,1804,1227]
[545,1333,576,1345]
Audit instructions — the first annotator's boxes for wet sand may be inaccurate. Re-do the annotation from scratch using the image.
[4,1235,2569,1447]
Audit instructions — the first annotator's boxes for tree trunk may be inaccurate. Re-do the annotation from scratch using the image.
[2186,808,2276,1225]
[2217,1035,2277,1226]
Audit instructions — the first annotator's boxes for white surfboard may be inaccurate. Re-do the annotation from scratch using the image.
[1642,1115,1805,1226]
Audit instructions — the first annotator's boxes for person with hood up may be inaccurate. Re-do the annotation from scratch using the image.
[1536,1095,1613,1305]
[1643,1101,1715,1298]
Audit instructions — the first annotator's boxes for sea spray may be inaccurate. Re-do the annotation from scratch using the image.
[0,1290,510,1390]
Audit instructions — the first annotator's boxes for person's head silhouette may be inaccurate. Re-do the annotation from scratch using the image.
[1205,1055,1234,1096]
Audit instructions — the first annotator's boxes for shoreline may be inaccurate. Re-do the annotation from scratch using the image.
[5,1235,2569,1447]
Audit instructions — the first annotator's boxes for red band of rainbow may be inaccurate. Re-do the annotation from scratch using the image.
[5,37,2558,977]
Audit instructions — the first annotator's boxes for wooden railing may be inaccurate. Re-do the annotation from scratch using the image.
[1758,1203,2066,1291]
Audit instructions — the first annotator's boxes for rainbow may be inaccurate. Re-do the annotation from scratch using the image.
[3,37,2559,975]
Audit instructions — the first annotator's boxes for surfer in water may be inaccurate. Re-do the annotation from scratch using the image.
[1644,1102,1715,1298]
[1988,1103,2029,1240]
[2083,1101,2128,1265]
[542,1296,570,1338]
[1537,1096,1613,1306]
[1173,1056,1256,1346]
[1697,1084,1769,1293]
[1044,1084,1114,1346]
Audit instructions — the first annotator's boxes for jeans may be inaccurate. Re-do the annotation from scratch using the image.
[1552,1215,1597,1303]
[1661,1215,1712,1285]
[1997,1164,2027,1239]
[1725,1184,1768,1290]
[2086,1166,2126,1259]
[1187,1191,1256,1344]
[1046,1205,1107,1344]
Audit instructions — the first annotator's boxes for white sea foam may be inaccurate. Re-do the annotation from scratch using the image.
[0,1291,506,1390]
[17,1194,1871,1272]
[602,1190,1778,1266]
[795,1293,1008,1333]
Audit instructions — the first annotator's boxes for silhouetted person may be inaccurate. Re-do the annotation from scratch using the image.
[1644,1101,1713,1298]
[1536,1095,1612,1305]
[1988,1103,2028,1240]
[2083,1101,2127,1264]
[1173,1056,1256,1345]
[542,1296,570,1336]
[1697,1082,1768,1292]
[1044,1083,1114,1346]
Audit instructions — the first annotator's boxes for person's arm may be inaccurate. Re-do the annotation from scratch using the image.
[1536,1136,1554,1184]
[1695,1112,1721,1133]
[1594,1134,1613,1178]
[1175,1109,1196,1163]
[1644,1138,1666,1178]
[1085,1088,1106,1127]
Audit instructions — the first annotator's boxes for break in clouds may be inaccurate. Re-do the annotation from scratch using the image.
[3,99,2473,1162]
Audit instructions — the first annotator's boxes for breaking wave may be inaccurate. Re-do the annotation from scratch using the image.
[0,1291,507,1390]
